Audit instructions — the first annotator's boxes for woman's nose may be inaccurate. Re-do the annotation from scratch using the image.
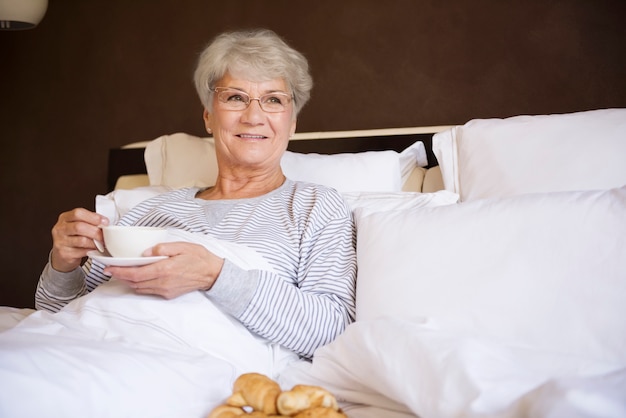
[241,99,265,123]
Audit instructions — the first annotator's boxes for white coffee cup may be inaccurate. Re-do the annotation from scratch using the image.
[102,226,168,258]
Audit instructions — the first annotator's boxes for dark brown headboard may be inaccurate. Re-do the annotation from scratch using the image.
[107,127,451,191]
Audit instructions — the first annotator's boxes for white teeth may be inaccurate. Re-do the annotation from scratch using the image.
[239,134,265,139]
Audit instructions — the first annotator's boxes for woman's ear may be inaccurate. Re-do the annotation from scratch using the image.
[289,118,297,138]
[203,109,213,134]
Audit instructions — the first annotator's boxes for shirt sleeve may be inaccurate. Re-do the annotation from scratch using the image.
[205,259,260,316]
[210,194,357,359]
[35,255,111,313]
[35,255,87,312]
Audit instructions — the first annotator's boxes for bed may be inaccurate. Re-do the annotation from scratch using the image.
[1,108,625,418]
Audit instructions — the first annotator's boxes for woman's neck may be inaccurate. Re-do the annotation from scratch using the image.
[197,170,286,200]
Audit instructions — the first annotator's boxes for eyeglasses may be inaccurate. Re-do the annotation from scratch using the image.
[212,87,293,113]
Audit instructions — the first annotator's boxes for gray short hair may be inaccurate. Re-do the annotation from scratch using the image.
[194,29,313,116]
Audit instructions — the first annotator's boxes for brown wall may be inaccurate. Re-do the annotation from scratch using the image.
[1,0,625,308]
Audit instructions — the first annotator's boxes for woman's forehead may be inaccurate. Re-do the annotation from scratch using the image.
[218,72,289,91]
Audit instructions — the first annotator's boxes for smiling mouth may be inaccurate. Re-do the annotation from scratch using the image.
[237,134,268,140]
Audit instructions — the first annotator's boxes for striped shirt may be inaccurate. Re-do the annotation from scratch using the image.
[35,179,357,359]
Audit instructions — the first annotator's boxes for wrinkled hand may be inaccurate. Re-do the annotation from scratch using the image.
[51,208,109,272]
[104,242,225,299]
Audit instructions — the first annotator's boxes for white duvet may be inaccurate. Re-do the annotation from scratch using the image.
[3,304,624,418]
[281,318,626,418]
[0,231,299,418]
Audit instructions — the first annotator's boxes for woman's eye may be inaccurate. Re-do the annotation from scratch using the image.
[265,96,283,104]
[227,94,247,102]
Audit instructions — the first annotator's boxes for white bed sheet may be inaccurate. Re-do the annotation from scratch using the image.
[0,306,34,332]
[280,318,626,418]
[0,231,300,418]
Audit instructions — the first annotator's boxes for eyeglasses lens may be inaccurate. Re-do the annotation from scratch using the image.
[215,89,291,113]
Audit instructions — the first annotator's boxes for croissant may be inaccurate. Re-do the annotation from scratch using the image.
[292,406,347,418]
[206,404,246,418]
[276,385,339,416]
[207,373,345,418]
[226,373,282,415]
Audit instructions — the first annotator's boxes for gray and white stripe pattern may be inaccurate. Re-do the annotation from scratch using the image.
[36,179,357,359]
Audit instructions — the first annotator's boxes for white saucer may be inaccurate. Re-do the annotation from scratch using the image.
[87,251,167,267]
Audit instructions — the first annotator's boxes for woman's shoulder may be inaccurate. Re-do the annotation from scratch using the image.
[126,187,201,211]
[149,187,200,200]
[284,180,350,212]
[286,179,341,197]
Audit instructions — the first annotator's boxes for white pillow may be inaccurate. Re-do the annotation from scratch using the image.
[354,186,626,364]
[398,139,428,183]
[433,108,626,201]
[341,190,458,216]
[144,133,218,188]
[281,150,402,192]
[144,132,426,193]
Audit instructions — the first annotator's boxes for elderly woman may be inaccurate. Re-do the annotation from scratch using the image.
[35,29,356,360]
